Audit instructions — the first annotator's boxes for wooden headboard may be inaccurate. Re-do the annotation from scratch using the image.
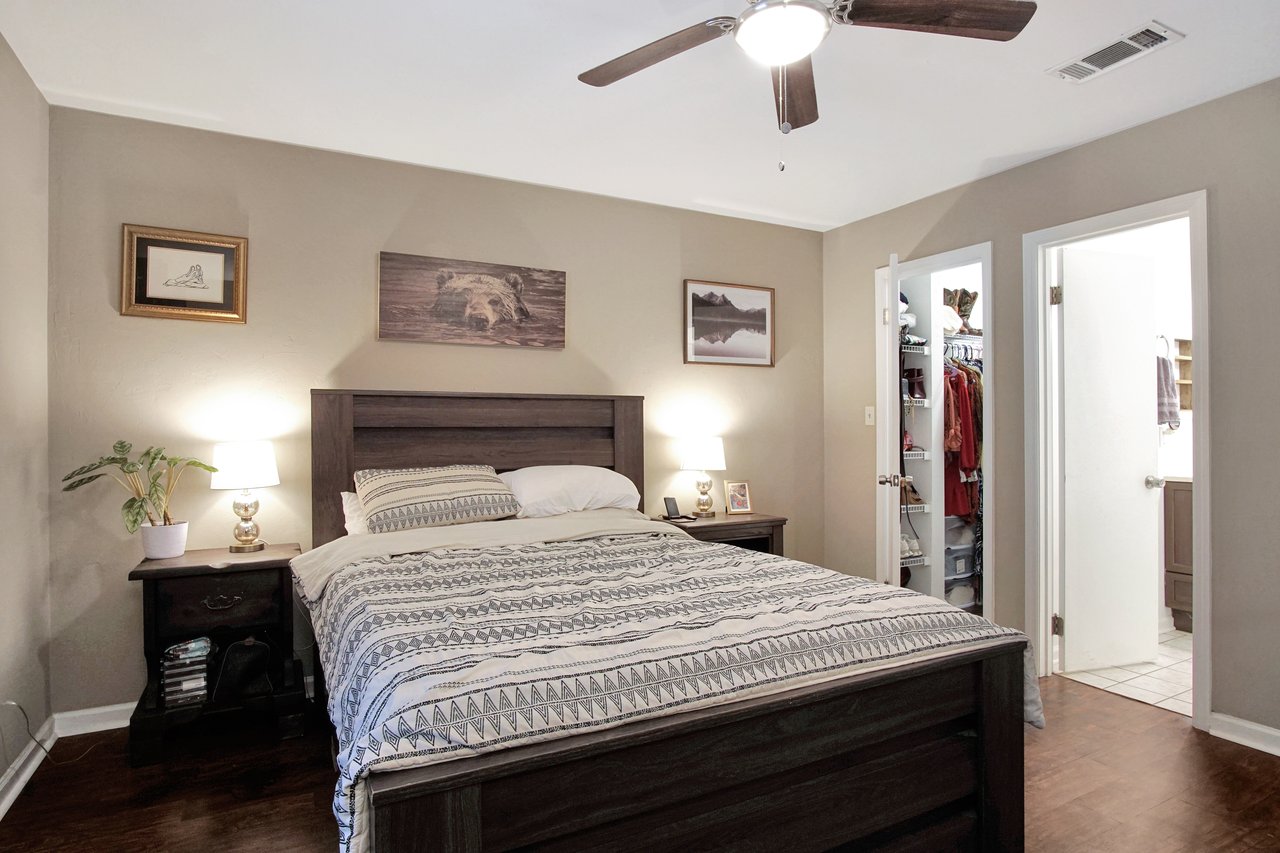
[310,390,645,548]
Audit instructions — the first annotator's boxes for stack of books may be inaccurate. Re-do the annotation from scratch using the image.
[162,637,213,708]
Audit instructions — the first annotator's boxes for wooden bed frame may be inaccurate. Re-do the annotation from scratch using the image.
[309,389,1025,852]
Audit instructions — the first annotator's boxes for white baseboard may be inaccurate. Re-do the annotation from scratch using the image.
[1210,712,1280,758]
[53,702,133,738]
[0,716,55,822]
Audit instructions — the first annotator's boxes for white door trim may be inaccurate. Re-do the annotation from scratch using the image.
[874,265,898,586]
[876,243,994,617]
[1022,190,1211,731]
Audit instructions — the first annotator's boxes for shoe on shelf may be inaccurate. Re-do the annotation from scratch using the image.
[904,368,927,399]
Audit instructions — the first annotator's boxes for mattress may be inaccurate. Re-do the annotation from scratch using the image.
[292,508,1034,853]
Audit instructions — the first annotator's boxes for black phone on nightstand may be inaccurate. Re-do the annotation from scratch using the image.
[663,497,696,521]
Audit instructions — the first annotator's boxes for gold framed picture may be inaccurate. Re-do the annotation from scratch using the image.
[724,480,752,514]
[121,224,248,323]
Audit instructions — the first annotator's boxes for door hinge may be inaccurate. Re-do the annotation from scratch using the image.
[883,307,891,325]
[1049,285,1063,306]
[1051,614,1064,636]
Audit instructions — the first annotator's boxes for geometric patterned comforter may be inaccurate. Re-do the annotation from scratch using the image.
[292,510,1027,853]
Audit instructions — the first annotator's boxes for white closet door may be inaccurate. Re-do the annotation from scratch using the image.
[1060,247,1161,671]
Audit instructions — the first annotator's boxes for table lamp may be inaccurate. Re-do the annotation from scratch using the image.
[680,436,726,518]
[210,440,280,552]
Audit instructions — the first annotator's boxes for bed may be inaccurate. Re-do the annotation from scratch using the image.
[305,389,1030,852]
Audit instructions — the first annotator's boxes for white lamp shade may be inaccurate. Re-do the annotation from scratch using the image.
[680,436,726,472]
[210,440,280,490]
[734,0,831,67]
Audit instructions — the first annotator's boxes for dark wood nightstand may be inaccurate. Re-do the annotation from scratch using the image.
[658,513,787,556]
[127,543,306,766]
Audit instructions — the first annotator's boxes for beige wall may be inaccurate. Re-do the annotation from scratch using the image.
[0,32,52,763]
[46,108,825,713]
[823,77,1280,728]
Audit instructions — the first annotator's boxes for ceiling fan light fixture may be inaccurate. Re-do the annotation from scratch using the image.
[735,0,832,67]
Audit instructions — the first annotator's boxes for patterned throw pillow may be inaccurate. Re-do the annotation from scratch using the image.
[353,465,520,533]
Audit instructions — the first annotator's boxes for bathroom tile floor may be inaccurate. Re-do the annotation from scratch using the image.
[1062,630,1193,716]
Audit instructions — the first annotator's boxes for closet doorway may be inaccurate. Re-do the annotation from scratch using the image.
[1024,192,1210,728]
[874,243,994,620]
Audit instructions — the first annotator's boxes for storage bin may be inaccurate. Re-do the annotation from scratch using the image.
[944,544,975,578]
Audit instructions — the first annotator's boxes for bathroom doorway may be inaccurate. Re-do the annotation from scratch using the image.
[1023,193,1210,727]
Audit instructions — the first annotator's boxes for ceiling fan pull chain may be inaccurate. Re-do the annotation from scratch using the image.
[778,64,789,171]
[779,63,793,135]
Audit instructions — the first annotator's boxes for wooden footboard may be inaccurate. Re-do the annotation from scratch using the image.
[366,639,1025,852]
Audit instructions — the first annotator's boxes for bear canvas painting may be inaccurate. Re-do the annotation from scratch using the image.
[378,252,565,348]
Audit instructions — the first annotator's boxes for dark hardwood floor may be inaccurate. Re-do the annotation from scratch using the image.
[0,715,336,851]
[1027,677,1280,852]
[1,678,1277,851]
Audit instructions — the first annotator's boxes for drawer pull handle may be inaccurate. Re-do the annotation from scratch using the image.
[201,594,243,611]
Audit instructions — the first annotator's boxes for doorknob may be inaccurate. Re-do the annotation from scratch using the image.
[1145,475,1166,489]
[877,474,913,486]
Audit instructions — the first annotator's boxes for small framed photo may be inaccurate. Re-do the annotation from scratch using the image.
[121,224,248,323]
[724,481,753,515]
[684,280,775,367]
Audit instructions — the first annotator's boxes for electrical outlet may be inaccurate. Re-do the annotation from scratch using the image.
[864,406,875,426]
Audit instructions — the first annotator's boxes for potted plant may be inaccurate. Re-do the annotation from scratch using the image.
[62,441,217,559]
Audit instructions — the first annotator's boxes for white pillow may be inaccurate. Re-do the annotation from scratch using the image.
[341,491,368,535]
[499,465,640,518]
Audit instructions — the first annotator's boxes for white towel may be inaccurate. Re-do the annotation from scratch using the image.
[1157,356,1180,428]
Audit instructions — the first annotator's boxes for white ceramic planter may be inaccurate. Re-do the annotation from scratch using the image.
[140,521,188,560]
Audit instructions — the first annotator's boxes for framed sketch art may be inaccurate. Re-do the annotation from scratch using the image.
[379,252,566,349]
[725,481,753,515]
[121,225,248,323]
[683,280,775,367]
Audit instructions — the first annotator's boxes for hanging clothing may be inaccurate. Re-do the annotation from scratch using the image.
[943,355,983,519]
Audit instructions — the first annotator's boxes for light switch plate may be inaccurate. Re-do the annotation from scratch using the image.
[864,406,876,426]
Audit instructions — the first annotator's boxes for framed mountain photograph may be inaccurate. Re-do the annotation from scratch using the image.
[683,280,775,367]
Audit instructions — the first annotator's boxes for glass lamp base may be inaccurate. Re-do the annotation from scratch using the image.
[693,472,716,518]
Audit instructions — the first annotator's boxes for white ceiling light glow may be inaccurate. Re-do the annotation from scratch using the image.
[735,0,832,67]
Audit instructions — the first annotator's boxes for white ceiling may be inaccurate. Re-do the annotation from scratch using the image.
[2,1,1279,231]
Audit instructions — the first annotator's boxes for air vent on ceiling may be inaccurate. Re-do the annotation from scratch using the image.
[1049,21,1183,84]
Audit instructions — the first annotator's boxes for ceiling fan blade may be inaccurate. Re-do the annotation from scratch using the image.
[835,0,1037,42]
[579,17,736,87]
[771,57,819,131]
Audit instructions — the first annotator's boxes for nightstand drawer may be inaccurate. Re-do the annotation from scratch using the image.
[156,570,280,637]
[697,524,777,543]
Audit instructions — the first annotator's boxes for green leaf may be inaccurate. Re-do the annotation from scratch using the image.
[122,496,148,534]
[121,461,142,474]
[62,460,109,482]
[139,446,164,470]
[113,440,132,456]
[166,457,217,473]
[62,473,106,492]
[149,482,167,514]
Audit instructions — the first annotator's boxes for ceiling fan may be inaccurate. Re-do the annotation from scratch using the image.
[579,0,1039,133]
